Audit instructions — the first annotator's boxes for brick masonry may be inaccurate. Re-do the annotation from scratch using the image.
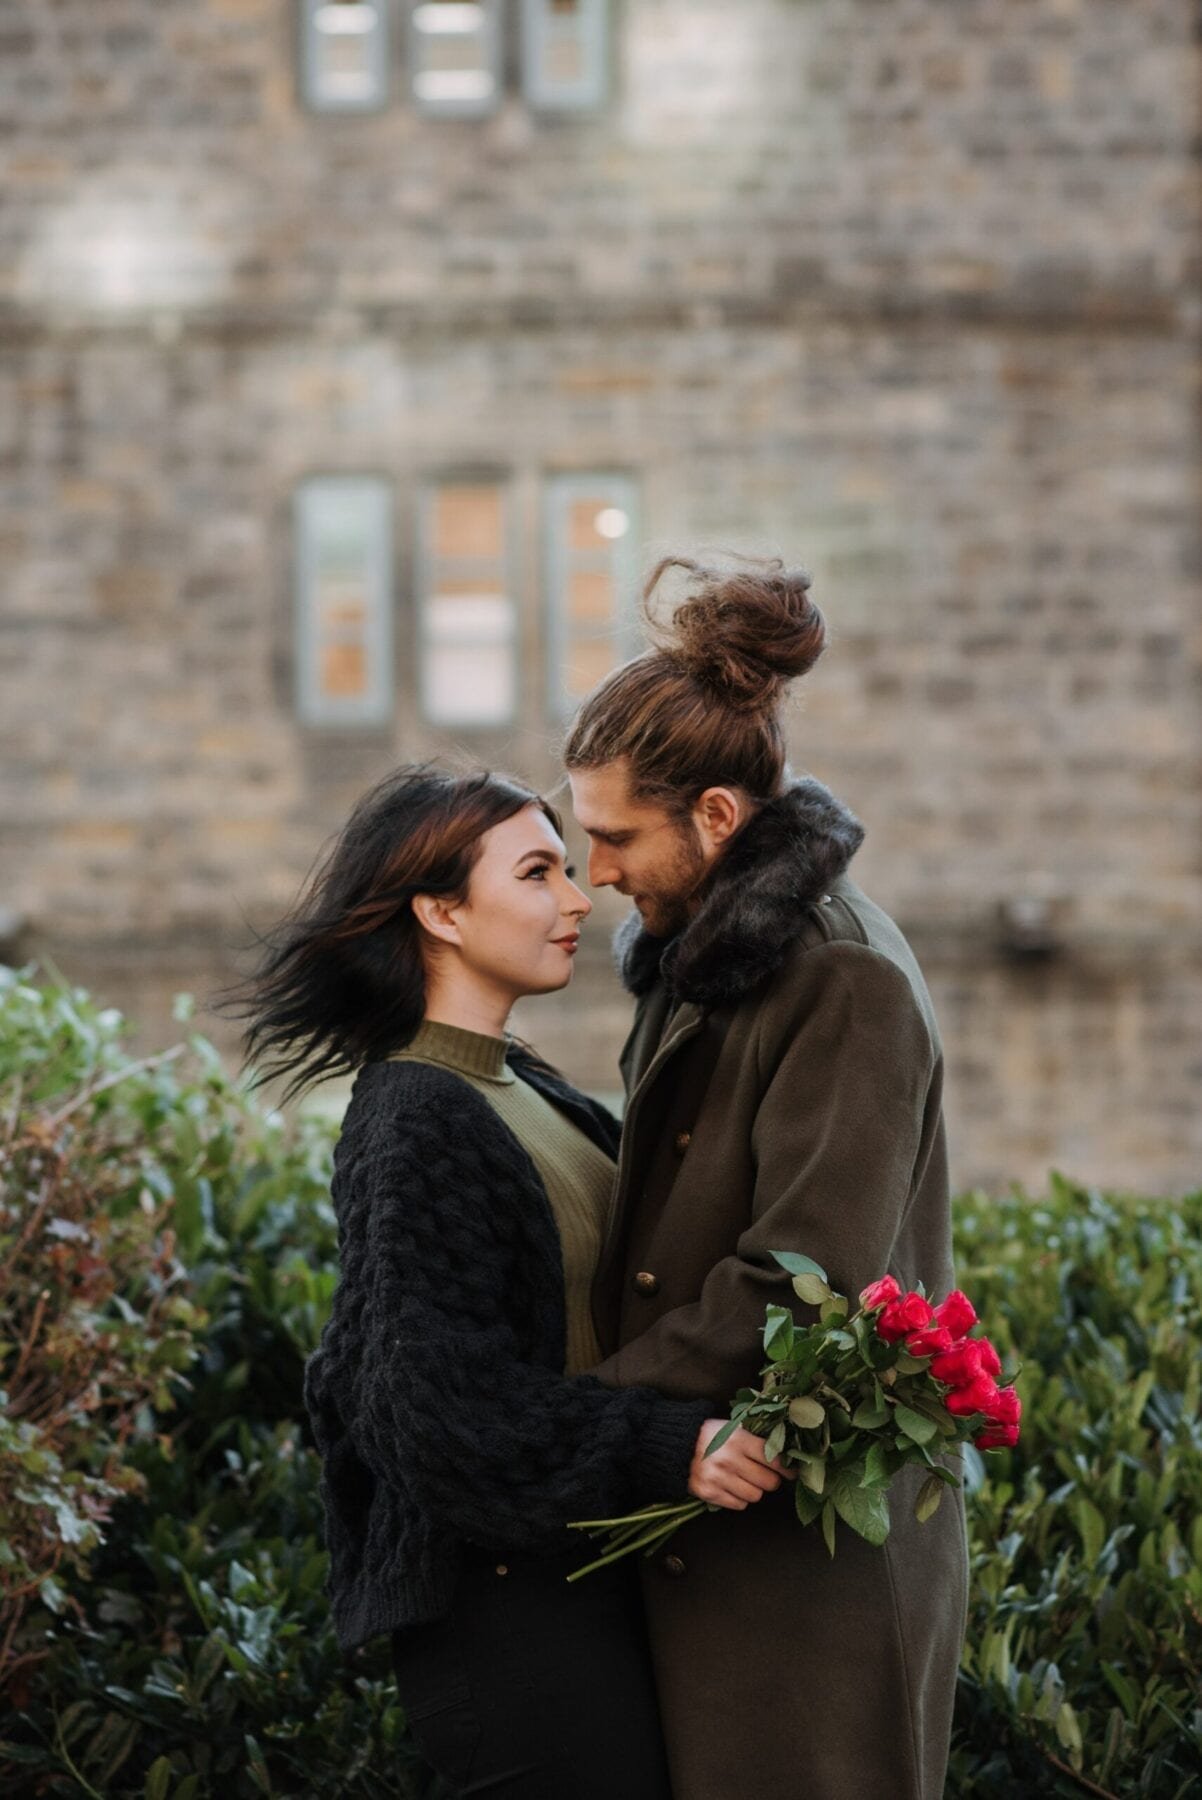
[1,0,1200,1194]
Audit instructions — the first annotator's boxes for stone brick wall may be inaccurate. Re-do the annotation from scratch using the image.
[2,0,1200,1194]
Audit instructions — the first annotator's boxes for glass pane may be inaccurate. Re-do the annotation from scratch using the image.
[568,496,630,551]
[432,486,504,559]
[567,568,612,624]
[425,644,515,725]
[427,591,512,644]
[321,641,369,699]
[562,638,617,699]
[544,37,585,83]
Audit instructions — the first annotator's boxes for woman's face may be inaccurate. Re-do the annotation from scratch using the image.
[425,804,593,1002]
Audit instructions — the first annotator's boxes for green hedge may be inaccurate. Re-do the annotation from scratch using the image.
[0,968,1199,1798]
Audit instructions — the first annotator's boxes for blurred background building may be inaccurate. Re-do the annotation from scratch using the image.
[2,0,1199,1192]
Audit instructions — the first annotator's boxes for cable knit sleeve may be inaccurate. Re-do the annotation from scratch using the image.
[347,1071,711,1551]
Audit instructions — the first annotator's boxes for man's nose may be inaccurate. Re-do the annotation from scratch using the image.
[588,844,619,888]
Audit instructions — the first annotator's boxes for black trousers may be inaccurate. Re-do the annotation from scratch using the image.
[390,1541,674,1799]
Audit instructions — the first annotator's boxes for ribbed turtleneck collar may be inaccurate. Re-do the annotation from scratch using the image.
[390,1018,516,1084]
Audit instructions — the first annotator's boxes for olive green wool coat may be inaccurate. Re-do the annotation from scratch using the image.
[589,779,969,1800]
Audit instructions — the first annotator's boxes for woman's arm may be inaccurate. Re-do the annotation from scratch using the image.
[332,1108,711,1551]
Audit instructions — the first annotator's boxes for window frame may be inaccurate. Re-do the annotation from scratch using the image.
[408,0,504,119]
[293,474,395,730]
[298,0,391,115]
[416,472,519,730]
[520,0,609,113]
[543,471,640,723]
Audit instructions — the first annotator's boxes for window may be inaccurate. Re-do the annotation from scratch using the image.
[299,0,390,112]
[409,1,501,116]
[294,477,394,727]
[418,479,517,727]
[544,474,638,719]
[521,0,608,111]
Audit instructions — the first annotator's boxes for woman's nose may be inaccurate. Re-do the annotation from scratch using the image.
[567,879,592,919]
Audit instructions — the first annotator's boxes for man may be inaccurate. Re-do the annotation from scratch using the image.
[564,554,968,1800]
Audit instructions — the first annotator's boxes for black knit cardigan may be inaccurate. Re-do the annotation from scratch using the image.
[302,1046,714,1654]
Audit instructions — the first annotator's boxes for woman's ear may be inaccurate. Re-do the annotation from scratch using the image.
[411,892,462,947]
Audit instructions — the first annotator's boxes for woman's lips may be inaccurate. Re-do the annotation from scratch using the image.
[552,935,580,954]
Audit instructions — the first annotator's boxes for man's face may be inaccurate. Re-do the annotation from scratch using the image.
[567,761,709,938]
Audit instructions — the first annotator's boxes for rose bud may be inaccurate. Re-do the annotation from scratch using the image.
[929,1341,986,1388]
[975,1419,1020,1450]
[859,1275,902,1311]
[934,1290,977,1337]
[876,1292,935,1342]
[943,1373,1000,1417]
[905,1323,955,1358]
[975,1336,1002,1379]
[971,1389,1022,1447]
[980,1384,1021,1428]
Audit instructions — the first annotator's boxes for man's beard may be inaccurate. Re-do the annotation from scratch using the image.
[631,823,708,938]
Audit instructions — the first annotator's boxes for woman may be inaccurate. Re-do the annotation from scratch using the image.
[221,764,786,1800]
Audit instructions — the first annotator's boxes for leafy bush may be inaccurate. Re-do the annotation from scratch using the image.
[0,967,1199,1798]
[948,1178,1202,1798]
[0,968,431,1798]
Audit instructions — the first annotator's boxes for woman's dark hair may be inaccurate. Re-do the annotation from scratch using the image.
[210,764,560,1104]
[563,553,825,810]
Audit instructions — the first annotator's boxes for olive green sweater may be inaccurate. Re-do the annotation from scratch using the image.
[389,1019,611,1375]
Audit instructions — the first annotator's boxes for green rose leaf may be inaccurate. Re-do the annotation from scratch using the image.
[914,1474,944,1522]
[788,1395,826,1430]
[852,1397,889,1430]
[860,1441,892,1489]
[770,1251,829,1281]
[799,1455,826,1496]
[794,1481,823,1526]
[821,1499,838,1558]
[831,1470,891,1546]
[763,1305,795,1361]
[893,1404,938,1445]
[763,1422,787,1465]
[792,1271,833,1306]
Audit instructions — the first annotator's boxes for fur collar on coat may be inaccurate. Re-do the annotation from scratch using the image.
[613,777,865,1009]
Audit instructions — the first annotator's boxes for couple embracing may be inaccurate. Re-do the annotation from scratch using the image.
[235,555,968,1800]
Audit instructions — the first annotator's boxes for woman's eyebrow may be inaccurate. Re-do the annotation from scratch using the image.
[513,847,563,869]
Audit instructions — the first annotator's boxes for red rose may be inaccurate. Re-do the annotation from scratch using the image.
[929,1341,985,1387]
[905,1323,955,1358]
[876,1292,935,1342]
[859,1275,901,1311]
[943,1373,1000,1417]
[975,1336,1002,1379]
[934,1290,977,1336]
[975,1420,1020,1450]
[974,1386,1021,1448]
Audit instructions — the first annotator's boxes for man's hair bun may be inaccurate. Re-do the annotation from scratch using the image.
[645,555,826,713]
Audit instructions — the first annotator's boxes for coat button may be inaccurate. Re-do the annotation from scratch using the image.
[633,1270,660,1296]
[495,1564,509,1577]
[674,1130,691,1155]
[821,893,832,904]
[662,1553,687,1577]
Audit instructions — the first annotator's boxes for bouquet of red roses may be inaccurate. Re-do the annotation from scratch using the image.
[567,1252,1020,1579]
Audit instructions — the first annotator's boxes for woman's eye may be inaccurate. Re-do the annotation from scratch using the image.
[523,864,550,880]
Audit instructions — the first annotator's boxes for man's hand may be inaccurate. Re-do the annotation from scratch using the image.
[687,1419,796,1510]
